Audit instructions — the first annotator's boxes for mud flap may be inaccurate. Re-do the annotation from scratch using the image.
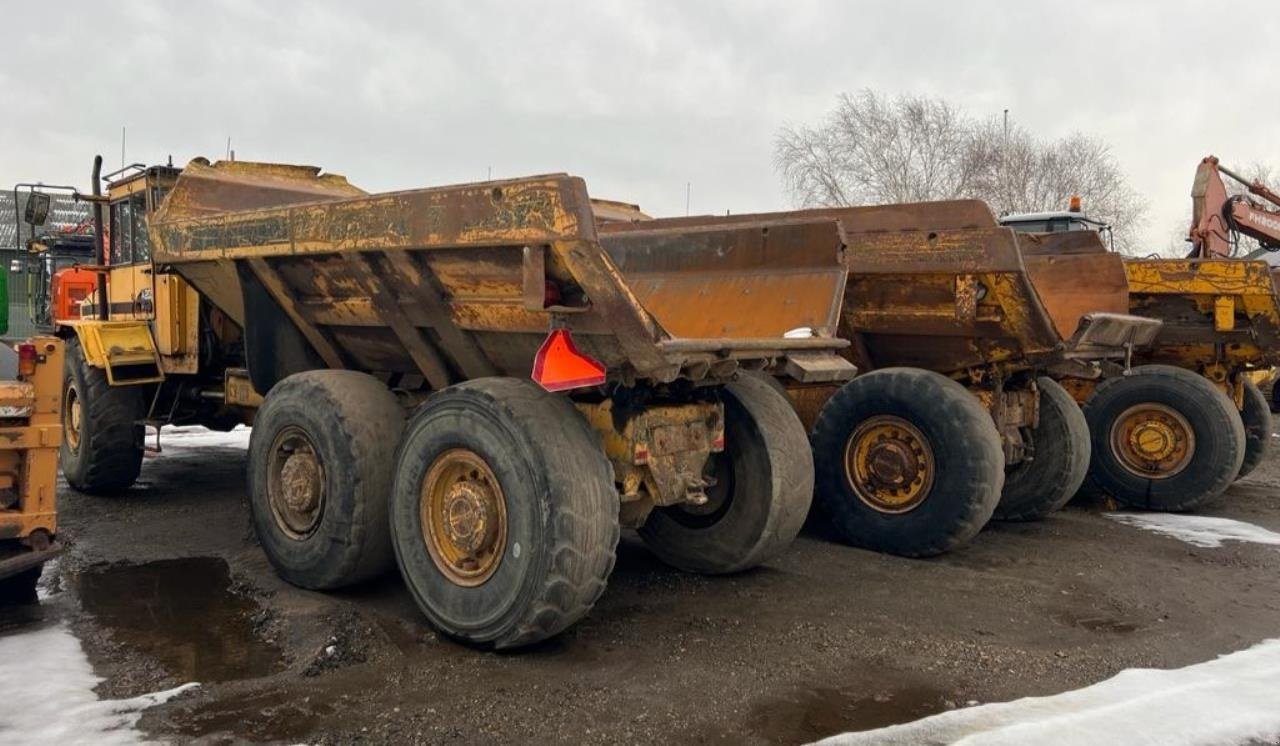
[1063,312,1162,359]
[782,352,857,384]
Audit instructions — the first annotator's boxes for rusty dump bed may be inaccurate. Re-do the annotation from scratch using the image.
[1120,257,1280,371]
[601,200,1159,376]
[150,159,850,391]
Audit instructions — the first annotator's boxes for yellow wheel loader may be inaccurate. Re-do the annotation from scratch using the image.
[0,335,64,603]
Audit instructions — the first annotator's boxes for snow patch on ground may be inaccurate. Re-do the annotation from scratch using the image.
[0,624,196,744]
[154,425,251,451]
[1107,513,1280,548]
[816,639,1280,746]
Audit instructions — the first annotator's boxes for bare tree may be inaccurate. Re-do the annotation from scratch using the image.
[775,91,978,206]
[966,120,1149,252]
[776,90,1149,253]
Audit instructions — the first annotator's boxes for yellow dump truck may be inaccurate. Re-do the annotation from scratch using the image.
[1006,215,1279,512]
[52,156,857,647]
[0,337,64,603]
[601,200,1161,557]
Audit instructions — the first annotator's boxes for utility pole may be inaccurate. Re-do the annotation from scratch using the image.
[121,126,127,168]
[1003,109,1009,141]
[685,182,691,216]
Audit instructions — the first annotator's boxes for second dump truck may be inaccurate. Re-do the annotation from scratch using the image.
[600,200,1160,557]
[53,156,855,648]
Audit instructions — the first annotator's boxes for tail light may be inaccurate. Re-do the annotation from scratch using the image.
[17,344,37,378]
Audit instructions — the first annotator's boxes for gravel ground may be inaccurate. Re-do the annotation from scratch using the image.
[17,424,1280,744]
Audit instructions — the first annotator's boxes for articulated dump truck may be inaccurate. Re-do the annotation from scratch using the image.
[1047,249,1279,509]
[69,157,855,647]
[1006,223,1280,513]
[601,201,1161,557]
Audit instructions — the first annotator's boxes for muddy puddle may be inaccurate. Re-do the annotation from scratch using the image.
[169,688,335,742]
[717,681,951,744]
[75,556,283,683]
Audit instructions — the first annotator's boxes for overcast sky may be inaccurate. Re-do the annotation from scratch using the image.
[2,1,1276,251]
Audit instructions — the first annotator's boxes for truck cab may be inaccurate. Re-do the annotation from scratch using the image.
[54,159,255,496]
[999,197,1114,250]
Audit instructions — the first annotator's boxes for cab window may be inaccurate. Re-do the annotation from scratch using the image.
[108,192,150,264]
[109,198,133,264]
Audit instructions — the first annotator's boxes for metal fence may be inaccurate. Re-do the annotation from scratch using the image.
[0,189,92,338]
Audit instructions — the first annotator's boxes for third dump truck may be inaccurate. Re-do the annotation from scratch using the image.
[1004,165,1280,511]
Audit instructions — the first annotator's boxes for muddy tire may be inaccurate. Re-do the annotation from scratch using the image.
[638,375,812,574]
[389,378,618,649]
[0,566,40,605]
[811,368,1004,557]
[1081,365,1244,511]
[1237,377,1273,480]
[248,370,404,590]
[59,337,144,494]
[994,377,1090,522]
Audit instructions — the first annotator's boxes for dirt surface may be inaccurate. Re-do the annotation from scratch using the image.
[11,425,1280,744]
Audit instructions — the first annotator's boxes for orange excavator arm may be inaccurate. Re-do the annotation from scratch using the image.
[1190,155,1280,258]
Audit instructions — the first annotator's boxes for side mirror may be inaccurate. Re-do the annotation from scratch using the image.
[24,192,52,227]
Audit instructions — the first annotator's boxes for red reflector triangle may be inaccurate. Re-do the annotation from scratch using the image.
[531,329,607,392]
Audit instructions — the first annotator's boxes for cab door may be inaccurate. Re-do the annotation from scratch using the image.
[106,189,152,321]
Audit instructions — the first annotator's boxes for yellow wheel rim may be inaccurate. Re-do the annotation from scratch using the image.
[266,426,326,540]
[1110,403,1195,479]
[843,416,935,514]
[420,449,507,587]
[63,384,82,453]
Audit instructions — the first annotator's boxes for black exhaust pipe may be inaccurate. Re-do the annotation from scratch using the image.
[90,155,108,321]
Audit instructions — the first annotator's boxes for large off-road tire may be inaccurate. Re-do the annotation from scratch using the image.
[811,368,1005,557]
[60,337,145,494]
[1081,365,1245,511]
[1237,377,1273,480]
[248,370,404,590]
[638,375,812,574]
[389,378,618,649]
[994,377,1090,522]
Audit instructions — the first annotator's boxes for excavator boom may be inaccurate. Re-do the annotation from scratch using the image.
[1190,155,1280,257]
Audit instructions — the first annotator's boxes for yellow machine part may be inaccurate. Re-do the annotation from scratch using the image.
[1123,258,1280,374]
[1243,367,1278,389]
[575,399,724,528]
[0,338,65,543]
[67,320,165,385]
